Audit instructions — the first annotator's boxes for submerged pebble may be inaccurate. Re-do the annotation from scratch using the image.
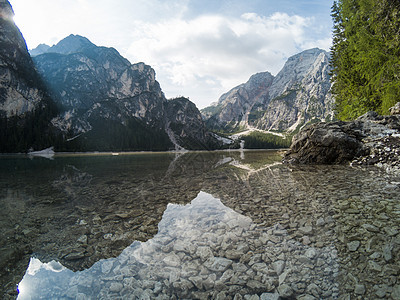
[1,151,399,299]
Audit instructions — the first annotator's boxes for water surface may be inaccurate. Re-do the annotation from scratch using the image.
[0,151,399,299]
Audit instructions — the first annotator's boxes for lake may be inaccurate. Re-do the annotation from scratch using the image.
[1,150,399,299]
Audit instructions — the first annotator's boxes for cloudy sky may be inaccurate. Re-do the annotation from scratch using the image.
[11,0,333,108]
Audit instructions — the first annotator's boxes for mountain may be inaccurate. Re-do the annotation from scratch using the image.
[202,48,334,133]
[28,43,50,56]
[166,97,221,150]
[0,0,60,152]
[31,35,220,151]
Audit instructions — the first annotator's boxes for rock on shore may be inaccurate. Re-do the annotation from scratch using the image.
[283,103,400,172]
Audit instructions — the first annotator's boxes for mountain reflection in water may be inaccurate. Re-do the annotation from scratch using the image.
[17,191,338,299]
[0,150,399,299]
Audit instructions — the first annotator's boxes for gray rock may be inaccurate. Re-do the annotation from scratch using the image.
[272,260,285,275]
[284,110,400,167]
[392,285,400,300]
[196,246,214,261]
[245,295,260,300]
[375,284,390,298]
[153,282,162,294]
[260,293,279,300]
[216,291,229,300]
[204,257,233,272]
[297,295,316,300]
[354,284,366,295]
[76,293,87,300]
[64,251,86,261]
[77,235,88,244]
[302,236,311,245]
[284,121,364,164]
[203,274,217,290]
[188,276,203,290]
[384,226,399,236]
[390,102,400,115]
[307,283,321,298]
[316,218,325,226]
[139,291,151,300]
[163,253,181,267]
[233,263,248,273]
[347,241,360,252]
[252,262,268,273]
[299,226,313,234]
[305,248,317,259]
[369,261,382,272]
[279,269,291,285]
[362,224,380,233]
[278,284,293,298]
[246,280,264,290]
[225,249,243,260]
[110,282,123,293]
[220,269,234,283]
[234,294,244,300]
[383,243,393,262]
[169,271,180,284]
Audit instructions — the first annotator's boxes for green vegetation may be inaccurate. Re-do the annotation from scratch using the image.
[60,118,173,152]
[242,132,291,149]
[0,97,62,153]
[331,0,400,120]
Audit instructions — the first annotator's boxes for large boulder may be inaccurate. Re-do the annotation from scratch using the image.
[283,108,400,166]
[283,121,365,164]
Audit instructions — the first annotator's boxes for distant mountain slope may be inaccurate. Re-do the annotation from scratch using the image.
[32,35,220,151]
[28,43,50,56]
[202,48,334,133]
[202,72,274,130]
[0,0,59,152]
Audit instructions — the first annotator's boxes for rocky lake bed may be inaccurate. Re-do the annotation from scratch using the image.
[0,150,399,299]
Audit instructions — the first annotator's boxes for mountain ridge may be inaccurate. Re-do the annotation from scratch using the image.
[202,48,334,134]
[32,34,220,151]
[0,0,60,152]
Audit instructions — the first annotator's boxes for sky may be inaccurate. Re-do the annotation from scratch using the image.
[10,0,333,109]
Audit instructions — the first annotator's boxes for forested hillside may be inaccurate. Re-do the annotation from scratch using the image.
[331,0,400,120]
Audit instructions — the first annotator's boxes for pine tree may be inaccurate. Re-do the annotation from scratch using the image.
[331,0,400,120]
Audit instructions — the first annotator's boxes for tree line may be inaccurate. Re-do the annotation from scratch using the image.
[331,0,400,120]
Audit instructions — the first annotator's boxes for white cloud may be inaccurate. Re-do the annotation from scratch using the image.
[125,12,325,108]
[10,0,332,109]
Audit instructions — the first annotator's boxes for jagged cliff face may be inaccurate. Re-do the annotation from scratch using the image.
[166,97,220,150]
[202,48,334,133]
[0,0,59,153]
[32,35,219,150]
[0,0,47,117]
[202,72,274,129]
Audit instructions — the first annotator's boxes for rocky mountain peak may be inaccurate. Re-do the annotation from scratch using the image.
[0,0,48,117]
[47,34,96,55]
[32,35,220,150]
[166,97,217,150]
[29,43,50,56]
[202,48,334,133]
[269,48,329,100]
[33,36,151,109]
[0,0,13,20]
[0,0,59,152]
[0,0,26,54]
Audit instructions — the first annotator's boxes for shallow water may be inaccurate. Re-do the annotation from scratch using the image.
[0,150,399,299]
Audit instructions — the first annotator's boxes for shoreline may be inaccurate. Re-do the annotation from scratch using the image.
[0,148,288,158]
